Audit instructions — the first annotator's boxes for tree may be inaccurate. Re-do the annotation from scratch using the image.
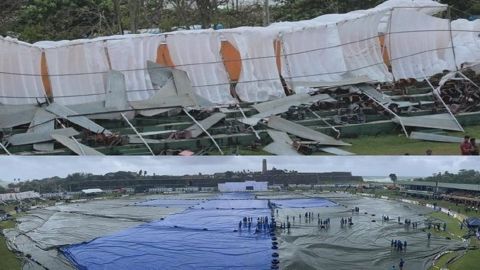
[12,0,118,42]
[195,0,228,28]
[389,173,398,186]
[0,0,27,37]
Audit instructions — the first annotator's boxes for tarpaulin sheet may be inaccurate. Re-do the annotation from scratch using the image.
[107,35,163,102]
[62,193,273,270]
[277,194,465,270]
[193,199,269,210]
[280,10,391,92]
[280,23,346,90]
[44,40,109,105]
[166,30,235,105]
[387,8,455,80]
[222,28,285,102]
[63,227,271,270]
[0,37,45,105]
[337,11,392,82]
[0,0,465,106]
[373,0,447,15]
[156,208,270,231]
[271,198,337,208]
[451,19,480,67]
[136,199,203,207]
[215,192,256,200]
[466,217,480,227]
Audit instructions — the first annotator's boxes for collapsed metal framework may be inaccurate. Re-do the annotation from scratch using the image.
[1,60,478,156]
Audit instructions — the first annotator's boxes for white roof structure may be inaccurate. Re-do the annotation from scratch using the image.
[0,191,40,201]
[0,0,477,107]
[81,189,104,194]
[218,181,268,192]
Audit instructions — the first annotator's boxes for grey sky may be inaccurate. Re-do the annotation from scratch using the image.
[0,156,478,182]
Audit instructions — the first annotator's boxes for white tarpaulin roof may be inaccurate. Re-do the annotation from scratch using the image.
[166,30,235,104]
[0,0,476,106]
[0,38,44,105]
[222,27,286,102]
[0,191,40,201]
[387,8,455,80]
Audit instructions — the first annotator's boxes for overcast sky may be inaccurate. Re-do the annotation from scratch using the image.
[0,156,478,182]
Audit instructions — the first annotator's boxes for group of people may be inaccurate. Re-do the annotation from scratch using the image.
[403,219,419,229]
[340,217,353,226]
[427,222,447,231]
[460,136,479,155]
[237,216,274,234]
[318,217,331,229]
[391,239,407,251]
[280,212,335,231]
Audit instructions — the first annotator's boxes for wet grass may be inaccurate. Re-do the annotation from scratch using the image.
[341,125,480,155]
[208,147,270,155]
[448,248,480,270]
[206,125,480,155]
[0,219,21,270]
[430,251,456,270]
[427,212,465,240]
[427,211,480,270]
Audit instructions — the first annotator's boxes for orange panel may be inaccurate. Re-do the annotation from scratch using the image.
[40,51,53,99]
[156,44,175,68]
[379,34,391,67]
[220,40,242,82]
[274,39,282,75]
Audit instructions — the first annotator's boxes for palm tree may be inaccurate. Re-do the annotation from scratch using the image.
[389,173,398,187]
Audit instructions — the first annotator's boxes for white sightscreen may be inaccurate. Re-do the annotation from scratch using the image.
[218,181,268,192]
[166,30,235,105]
[0,38,45,105]
[222,27,285,102]
[44,40,109,105]
[387,8,455,80]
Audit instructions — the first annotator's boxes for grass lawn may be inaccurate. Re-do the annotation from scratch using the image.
[428,212,465,240]
[208,147,271,155]
[340,125,480,155]
[207,125,480,155]
[0,219,21,270]
[448,249,480,270]
[426,211,480,270]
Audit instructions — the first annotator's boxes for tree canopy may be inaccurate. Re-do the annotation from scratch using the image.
[1,0,476,43]
[414,169,480,184]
